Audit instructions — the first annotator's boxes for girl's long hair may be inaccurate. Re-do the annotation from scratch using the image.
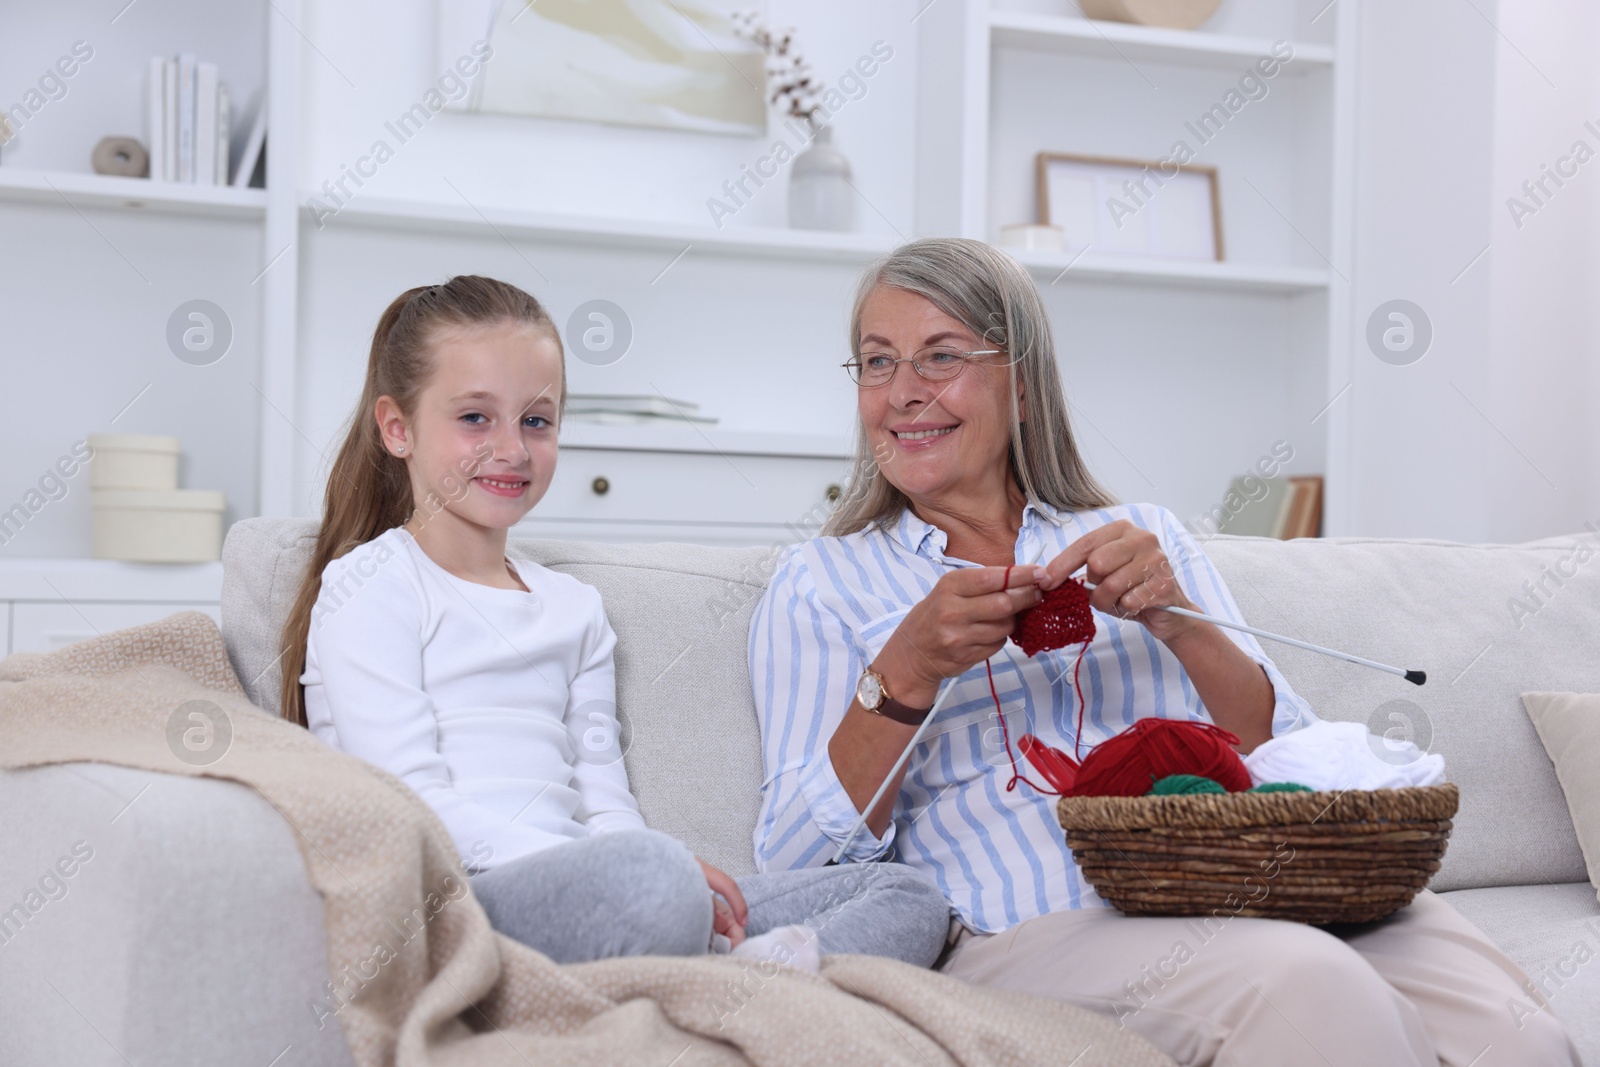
[277,275,562,725]
[825,237,1118,536]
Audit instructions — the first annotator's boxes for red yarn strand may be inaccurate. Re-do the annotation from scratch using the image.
[1068,640,1091,760]
[985,657,1061,795]
[982,565,1100,796]
[1010,570,1097,760]
[978,562,1250,801]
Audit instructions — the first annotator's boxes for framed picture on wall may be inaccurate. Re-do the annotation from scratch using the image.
[1036,152,1224,261]
[437,0,767,136]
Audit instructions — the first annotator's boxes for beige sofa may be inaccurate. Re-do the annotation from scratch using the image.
[2,516,1596,1065]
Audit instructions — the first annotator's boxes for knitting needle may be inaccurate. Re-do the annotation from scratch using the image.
[833,551,1426,862]
[1077,578,1425,686]
[831,543,1052,864]
[830,670,960,865]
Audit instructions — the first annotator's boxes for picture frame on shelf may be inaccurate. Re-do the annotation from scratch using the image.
[1036,151,1223,261]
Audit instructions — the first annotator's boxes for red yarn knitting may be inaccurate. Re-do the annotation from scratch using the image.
[988,570,1099,794]
[1014,579,1095,656]
[1066,718,1251,798]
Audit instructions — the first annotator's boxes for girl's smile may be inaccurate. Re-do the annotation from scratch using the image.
[474,473,531,497]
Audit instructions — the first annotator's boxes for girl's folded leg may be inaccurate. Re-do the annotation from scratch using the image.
[468,827,711,964]
[735,861,952,968]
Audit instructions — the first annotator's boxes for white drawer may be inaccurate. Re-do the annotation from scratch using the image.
[10,601,220,654]
[542,449,849,527]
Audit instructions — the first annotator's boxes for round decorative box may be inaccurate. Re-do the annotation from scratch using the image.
[87,434,181,491]
[91,488,226,563]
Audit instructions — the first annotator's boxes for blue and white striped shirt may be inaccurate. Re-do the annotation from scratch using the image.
[748,500,1318,933]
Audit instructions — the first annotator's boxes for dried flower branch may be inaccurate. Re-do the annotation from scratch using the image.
[732,10,825,128]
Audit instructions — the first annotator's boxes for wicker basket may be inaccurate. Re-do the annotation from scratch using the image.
[1056,784,1458,925]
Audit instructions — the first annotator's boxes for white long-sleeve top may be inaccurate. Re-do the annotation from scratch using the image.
[301,525,645,871]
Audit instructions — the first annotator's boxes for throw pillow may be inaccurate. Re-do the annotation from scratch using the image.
[1521,691,1600,906]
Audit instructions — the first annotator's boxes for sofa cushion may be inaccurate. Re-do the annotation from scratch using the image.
[222,519,1600,889]
[1438,882,1600,1063]
[1203,533,1599,892]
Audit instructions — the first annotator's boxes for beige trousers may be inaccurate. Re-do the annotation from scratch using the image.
[938,891,1579,1067]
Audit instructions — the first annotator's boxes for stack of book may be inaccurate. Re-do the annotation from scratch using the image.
[565,395,717,426]
[144,54,265,186]
[1217,475,1323,539]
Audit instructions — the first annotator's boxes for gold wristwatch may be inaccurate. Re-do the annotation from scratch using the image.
[856,668,932,725]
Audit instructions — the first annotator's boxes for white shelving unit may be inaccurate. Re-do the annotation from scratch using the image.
[916,0,1358,532]
[0,167,266,219]
[0,559,223,655]
[0,0,1363,611]
[311,191,1340,294]
[1012,248,1330,293]
[314,195,900,265]
[987,10,1336,68]
[558,422,851,459]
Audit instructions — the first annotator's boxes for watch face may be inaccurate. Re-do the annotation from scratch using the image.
[857,671,884,709]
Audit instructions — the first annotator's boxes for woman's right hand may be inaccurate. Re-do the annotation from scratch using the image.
[874,564,1046,707]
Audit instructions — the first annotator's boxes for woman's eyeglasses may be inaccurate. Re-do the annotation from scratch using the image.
[842,346,1004,388]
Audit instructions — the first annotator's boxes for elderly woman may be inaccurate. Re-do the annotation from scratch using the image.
[749,238,1577,1066]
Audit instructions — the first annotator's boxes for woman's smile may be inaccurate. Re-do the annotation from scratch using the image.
[891,423,958,446]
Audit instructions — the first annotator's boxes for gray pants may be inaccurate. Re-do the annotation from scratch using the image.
[468,827,950,967]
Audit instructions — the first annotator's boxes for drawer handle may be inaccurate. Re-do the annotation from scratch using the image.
[825,484,842,503]
[591,476,611,496]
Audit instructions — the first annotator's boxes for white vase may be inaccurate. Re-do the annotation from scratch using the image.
[787,124,855,232]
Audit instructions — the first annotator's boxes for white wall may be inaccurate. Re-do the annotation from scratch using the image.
[1343,0,1599,542]
[1341,0,1499,541]
[1485,0,1600,541]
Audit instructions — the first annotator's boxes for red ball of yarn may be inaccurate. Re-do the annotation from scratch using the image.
[1066,718,1252,798]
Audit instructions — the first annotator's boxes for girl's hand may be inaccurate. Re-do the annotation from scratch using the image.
[1042,520,1200,645]
[875,565,1045,707]
[699,859,748,946]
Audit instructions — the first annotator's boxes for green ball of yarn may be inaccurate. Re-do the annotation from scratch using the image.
[1148,774,1227,795]
[1250,781,1314,793]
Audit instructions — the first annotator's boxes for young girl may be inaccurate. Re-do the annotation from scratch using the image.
[276,275,951,969]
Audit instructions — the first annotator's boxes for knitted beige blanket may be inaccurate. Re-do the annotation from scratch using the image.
[0,612,1170,1067]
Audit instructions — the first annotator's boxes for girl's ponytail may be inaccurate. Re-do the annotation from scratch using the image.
[276,277,561,725]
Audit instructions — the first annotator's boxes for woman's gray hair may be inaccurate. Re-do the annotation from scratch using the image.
[824,237,1118,537]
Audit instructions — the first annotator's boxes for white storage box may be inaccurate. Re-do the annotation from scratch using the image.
[92,489,226,562]
[87,434,181,490]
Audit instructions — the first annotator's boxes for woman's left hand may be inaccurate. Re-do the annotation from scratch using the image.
[1040,520,1201,645]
